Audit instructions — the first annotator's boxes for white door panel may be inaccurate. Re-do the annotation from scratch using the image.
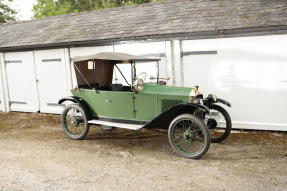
[4,52,38,112]
[34,49,69,114]
[182,35,287,131]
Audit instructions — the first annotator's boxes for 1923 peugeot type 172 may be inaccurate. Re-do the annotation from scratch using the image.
[59,52,232,159]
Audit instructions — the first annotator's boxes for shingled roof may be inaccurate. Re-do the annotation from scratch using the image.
[0,0,287,51]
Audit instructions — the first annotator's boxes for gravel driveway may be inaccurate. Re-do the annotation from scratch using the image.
[0,112,286,191]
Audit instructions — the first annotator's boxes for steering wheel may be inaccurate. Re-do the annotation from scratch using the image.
[136,72,147,81]
[133,72,147,91]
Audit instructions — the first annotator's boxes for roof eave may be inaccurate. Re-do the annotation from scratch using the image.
[1,25,287,52]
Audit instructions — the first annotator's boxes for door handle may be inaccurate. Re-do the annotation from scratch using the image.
[105,99,112,102]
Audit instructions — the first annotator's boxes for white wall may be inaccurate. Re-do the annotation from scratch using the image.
[181,34,287,131]
[0,53,5,111]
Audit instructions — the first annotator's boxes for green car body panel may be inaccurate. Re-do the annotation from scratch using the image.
[72,84,192,122]
[72,84,193,122]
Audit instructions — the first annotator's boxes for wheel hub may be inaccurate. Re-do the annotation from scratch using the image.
[71,117,79,126]
[183,129,195,142]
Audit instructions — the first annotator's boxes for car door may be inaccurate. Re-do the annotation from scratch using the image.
[104,91,135,120]
[73,89,135,120]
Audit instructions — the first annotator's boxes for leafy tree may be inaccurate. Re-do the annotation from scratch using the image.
[33,0,163,18]
[33,0,72,18]
[0,0,17,23]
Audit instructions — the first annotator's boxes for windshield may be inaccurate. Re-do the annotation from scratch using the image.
[113,61,159,85]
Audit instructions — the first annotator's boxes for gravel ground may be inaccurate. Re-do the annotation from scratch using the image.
[0,112,286,191]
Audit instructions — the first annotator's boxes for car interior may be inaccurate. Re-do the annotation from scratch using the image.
[74,60,133,92]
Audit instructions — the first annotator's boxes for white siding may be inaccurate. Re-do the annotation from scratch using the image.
[181,35,287,131]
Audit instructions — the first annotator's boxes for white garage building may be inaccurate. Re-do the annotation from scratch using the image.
[0,0,286,131]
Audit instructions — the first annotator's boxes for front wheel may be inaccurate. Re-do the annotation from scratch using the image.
[61,104,89,140]
[205,104,232,143]
[168,114,210,159]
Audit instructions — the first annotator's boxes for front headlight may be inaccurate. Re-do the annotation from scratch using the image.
[189,89,196,102]
[212,94,217,102]
[189,86,202,102]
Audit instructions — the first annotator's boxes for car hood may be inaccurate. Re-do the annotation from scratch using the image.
[142,84,193,97]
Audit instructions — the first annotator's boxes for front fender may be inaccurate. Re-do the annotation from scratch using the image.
[216,98,231,107]
[143,103,209,129]
[190,103,210,113]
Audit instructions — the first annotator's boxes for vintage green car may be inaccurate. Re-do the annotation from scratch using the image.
[59,52,232,159]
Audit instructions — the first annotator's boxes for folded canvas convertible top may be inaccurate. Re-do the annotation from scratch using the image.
[72,52,161,63]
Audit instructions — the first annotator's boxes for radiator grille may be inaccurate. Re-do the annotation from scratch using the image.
[161,99,183,112]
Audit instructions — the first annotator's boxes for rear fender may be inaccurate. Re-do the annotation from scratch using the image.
[58,96,93,119]
[58,96,81,105]
[144,103,209,129]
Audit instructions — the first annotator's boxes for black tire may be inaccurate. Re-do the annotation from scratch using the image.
[168,114,210,159]
[61,104,89,140]
[205,104,232,143]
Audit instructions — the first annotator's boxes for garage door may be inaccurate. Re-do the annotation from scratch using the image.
[181,35,287,131]
[33,49,71,114]
[4,52,39,112]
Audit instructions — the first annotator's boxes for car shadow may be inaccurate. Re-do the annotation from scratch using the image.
[87,127,165,139]
[83,127,173,157]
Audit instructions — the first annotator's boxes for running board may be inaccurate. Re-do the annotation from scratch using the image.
[88,120,143,130]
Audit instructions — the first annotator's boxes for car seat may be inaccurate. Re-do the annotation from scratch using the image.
[110,84,124,91]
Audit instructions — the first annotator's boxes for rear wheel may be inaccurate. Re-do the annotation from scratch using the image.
[61,104,89,140]
[168,114,210,159]
[205,104,232,143]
